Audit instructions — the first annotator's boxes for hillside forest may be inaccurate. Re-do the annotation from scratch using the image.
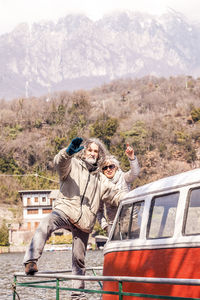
[1,75,200,210]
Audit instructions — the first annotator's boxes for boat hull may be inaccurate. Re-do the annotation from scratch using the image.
[103,247,200,299]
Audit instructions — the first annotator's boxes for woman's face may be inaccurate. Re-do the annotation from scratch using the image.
[102,160,117,179]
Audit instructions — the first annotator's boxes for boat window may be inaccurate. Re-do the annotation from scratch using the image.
[147,192,179,239]
[111,201,144,241]
[184,187,200,235]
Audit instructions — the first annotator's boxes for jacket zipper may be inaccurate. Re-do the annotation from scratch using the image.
[73,173,90,224]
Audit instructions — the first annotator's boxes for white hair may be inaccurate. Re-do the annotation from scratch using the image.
[77,137,108,167]
[102,155,120,169]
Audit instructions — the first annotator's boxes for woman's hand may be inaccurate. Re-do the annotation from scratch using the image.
[125,143,135,160]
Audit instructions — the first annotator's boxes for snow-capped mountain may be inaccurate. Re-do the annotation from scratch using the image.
[0,10,200,100]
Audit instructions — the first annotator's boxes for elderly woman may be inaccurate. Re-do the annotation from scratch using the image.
[97,143,140,233]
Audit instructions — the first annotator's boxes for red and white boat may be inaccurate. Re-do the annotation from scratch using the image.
[103,168,200,299]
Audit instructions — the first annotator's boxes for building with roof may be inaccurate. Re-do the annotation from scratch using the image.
[19,189,59,231]
[9,189,59,247]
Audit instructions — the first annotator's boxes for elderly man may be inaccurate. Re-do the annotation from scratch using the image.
[23,137,126,299]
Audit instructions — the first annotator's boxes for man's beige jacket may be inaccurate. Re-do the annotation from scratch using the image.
[54,148,126,233]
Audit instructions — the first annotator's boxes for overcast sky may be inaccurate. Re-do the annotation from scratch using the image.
[0,0,199,35]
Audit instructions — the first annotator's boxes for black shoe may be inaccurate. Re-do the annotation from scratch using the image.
[25,262,38,275]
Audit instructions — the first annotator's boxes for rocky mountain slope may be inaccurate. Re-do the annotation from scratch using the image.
[0,10,200,100]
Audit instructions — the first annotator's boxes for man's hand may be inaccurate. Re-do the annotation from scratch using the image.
[125,143,135,160]
[66,137,84,156]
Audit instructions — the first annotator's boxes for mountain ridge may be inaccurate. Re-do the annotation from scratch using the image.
[0,11,200,100]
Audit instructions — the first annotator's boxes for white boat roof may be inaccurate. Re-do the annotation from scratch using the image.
[124,168,200,200]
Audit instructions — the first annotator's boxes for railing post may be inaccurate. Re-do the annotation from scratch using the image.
[118,281,123,300]
[92,268,103,289]
[12,275,17,300]
[56,278,60,300]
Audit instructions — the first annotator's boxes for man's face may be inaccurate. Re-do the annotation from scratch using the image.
[84,142,99,164]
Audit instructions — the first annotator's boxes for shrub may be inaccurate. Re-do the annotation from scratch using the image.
[121,121,148,155]
[34,119,43,128]
[46,101,66,125]
[93,222,107,236]
[53,136,67,153]
[5,124,23,139]
[184,140,197,163]
[174,131,188,144]
[159,143,167,158]
[191,107,200,123]
[0,155,24,174]
[47,234,72,244]
[0,220,9,246]
[90,115,119,148]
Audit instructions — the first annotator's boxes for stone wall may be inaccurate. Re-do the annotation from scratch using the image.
[9,230,34,246]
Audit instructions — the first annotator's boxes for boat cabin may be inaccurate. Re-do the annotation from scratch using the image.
[103,168,200,299]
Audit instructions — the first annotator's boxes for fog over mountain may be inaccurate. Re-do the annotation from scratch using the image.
[0,10,200,100]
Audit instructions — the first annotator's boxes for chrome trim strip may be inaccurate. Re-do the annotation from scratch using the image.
[104,238,200,255]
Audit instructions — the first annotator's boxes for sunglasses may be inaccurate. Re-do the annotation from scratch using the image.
[102,164,116,171]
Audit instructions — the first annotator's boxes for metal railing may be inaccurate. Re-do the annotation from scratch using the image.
[13,267,200,300]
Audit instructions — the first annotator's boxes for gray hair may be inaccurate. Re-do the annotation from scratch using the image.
[77,137,108,167]
[101,155,120,170]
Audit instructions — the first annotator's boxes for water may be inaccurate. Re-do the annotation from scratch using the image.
[0,250,104,300]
